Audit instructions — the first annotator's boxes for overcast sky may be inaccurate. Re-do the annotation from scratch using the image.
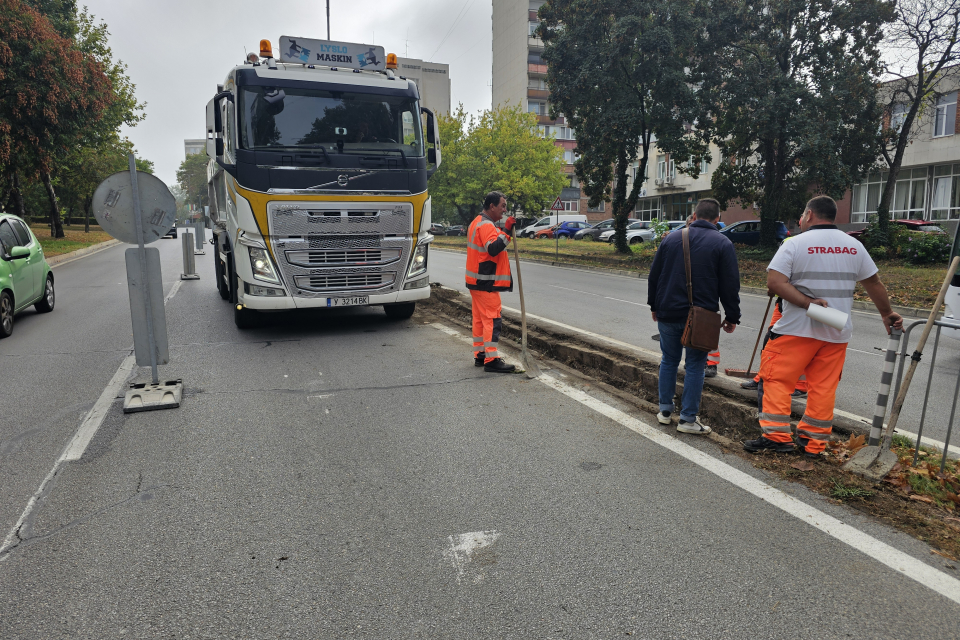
[82,0,493,186]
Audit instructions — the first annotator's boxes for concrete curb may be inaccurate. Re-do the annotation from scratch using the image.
[426,284,872,440]
[47,239,121,268]
[433,246,939,319]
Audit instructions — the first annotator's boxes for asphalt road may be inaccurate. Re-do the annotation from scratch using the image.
[429,248,960,449]
[1,235,958,638]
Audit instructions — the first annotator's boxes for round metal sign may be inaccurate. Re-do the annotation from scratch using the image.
[93,171,177,245]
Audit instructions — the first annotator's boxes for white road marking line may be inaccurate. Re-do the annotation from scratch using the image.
[537,372,960,605]
[0,278,186,561]
[443,530,501,584]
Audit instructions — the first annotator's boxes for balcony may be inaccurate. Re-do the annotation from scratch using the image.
[528,36,544,49]
[527,88,550,100]
[529,10,539,20]
[528,63,548,75]
[537,114,564,126]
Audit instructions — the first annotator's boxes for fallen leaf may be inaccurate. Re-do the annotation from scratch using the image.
[946,517,960,524]
[791,460,815,471]
[847,434,867,454]
[910,494,935,504]
[946,493,960,506]
[932,549,958,561]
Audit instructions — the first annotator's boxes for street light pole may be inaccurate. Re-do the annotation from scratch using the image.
[326,0,330,40]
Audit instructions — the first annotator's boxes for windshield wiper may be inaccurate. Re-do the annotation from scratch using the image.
[341,147,408,168]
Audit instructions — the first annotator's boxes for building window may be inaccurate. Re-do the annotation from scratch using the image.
[529,22,539,36]
[934,91,957,138]
[657,155,675,181]
[568,174,580,188]
[700,158,709,174]
[528,51,544,65]
[890,103,909,132]
[635,197,660,221]
[892,167,928,219]
[851,173,884,223]
[561,200,579,212]
[528,101,547,116]
[931,164,960,221]
[563,150,578,164]
[528,77,547,90]
[587,202,605,212]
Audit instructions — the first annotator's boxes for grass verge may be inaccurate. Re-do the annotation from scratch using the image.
[30,225,113,258]
[433,235,950,310]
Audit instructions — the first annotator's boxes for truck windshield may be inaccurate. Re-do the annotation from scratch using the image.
[239,86,424,157]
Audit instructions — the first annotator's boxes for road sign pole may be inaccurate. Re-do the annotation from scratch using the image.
[128,154,160,385]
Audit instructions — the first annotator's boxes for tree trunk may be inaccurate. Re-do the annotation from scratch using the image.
[612,146,631,254]
[41,172,64,238]
[84,196,92,233]
[11,171,27,221]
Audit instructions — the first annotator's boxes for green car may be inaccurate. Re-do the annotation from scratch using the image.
[0,213,55,338]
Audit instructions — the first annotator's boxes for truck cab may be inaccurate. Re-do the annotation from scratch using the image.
[206,37,440,327]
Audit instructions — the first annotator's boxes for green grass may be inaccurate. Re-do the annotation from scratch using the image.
[30,225,113,257]
[830,478,875,500]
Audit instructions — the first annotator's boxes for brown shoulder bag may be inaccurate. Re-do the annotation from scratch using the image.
[680,227,723,352]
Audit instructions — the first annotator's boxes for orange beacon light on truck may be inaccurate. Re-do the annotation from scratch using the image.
[386,53,398,69]
[260,40,273,58]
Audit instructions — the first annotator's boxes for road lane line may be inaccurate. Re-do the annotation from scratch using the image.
[536,372,960,605]
[0,278,185,561]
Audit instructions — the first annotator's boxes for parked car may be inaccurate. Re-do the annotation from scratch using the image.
[600,221,655,244]
[0,213,55,338]
[428,223,446,235]
[720,220,790,245]
[445,225,467,236]
[660,220,691,239]
[519,214,589,238]
[577,218,642,241]
[534,224,561,239]
[553,221,592,239]
[164,224,177,239]
[847,219,946,240]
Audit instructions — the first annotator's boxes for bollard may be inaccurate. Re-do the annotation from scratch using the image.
[868,327,902,446]
[194,219,205,255]
[181,231,199,280]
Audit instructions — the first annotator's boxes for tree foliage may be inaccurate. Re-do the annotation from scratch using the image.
[698,0,895,246]
[177,153,210,211]
[539,0,710,253]
[428,104,567,223]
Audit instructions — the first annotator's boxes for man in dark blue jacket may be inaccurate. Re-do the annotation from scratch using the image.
[647,199,741,434]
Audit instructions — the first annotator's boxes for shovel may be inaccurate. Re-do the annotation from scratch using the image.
[725,292,775,378]
[511,229,541,378]
[844,256,960,481]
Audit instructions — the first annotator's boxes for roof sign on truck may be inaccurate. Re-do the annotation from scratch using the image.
[278,36,386,71]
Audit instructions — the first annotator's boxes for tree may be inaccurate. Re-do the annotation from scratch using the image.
[0,0,115,237]
[698,0,895,247]
[873,0,960,240]
[177,153,210,212]
[539,0,710,253]
[427,104,567,224]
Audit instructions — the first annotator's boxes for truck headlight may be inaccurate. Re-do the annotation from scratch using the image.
[247,246,280,283]
[407,243,428,278]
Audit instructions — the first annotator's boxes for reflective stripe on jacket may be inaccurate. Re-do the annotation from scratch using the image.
[465,214,513,292]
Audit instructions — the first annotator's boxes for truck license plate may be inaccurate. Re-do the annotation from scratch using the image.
[327,296,368,307]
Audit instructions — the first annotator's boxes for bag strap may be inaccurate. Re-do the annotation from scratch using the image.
[682,227,693,305]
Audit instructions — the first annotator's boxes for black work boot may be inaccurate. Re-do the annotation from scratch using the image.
[704,365,718,378]
[484,358,516,373]
[474,355,484,367]
[743,436,796,453]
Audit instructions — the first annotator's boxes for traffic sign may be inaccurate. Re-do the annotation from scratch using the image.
[93,171,176,245]
[551,197,564,212]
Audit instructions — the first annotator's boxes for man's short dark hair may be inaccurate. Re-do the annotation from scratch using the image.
[483,191,506,210]
[806,195,837,221]
[695,198,720,220]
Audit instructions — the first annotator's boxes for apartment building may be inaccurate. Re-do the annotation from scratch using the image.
[843,74,960,230]
[184,139,205,158]
[397,57,452,116]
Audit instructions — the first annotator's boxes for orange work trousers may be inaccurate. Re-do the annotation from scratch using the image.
[470,290,503,364]
[707,351,720,367]
[752,304,808,392]
[758,334,846,454]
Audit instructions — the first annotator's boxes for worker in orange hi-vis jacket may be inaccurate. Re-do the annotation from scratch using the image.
[743,196,903,458]
[465,191,517,374]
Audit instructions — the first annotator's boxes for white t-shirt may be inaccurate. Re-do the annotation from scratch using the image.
[767,227,877,343]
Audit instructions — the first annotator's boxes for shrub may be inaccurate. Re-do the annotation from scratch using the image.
[736,246,779,262]
[868,246,889,261]
[650,219,670,245]
[902,231,951,265]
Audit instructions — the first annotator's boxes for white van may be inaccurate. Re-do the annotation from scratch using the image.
[518,214,589,238]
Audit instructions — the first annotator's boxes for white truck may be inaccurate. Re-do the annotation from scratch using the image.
[205,37,441,327]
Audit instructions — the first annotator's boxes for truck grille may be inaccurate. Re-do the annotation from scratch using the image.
[294,273,395,292]
[284,248,401,268]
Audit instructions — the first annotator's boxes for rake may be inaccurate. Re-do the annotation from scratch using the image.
[511,229,541,378]
[725,293,775,378]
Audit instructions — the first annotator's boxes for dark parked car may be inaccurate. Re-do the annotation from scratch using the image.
[574,218,640,241]
[720,220,790,245]
[445,225,467,236]
[847,219,946,240]
[554,220,592,239]
[429,223,446,235]
[164,224,177,239]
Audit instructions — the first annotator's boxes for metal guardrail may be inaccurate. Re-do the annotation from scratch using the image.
[890,318,960,472]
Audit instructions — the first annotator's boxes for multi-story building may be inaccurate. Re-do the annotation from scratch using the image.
[844,74,960,232]
[184,139,205,158]
[397,57,451,115]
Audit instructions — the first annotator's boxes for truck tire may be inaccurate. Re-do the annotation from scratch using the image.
[234,304,259,329]
[383,302,416,320]
[214,242,229,300]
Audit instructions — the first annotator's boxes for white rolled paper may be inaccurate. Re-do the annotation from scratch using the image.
[806,304,848,330]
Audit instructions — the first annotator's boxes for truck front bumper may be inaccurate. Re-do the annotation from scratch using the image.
[237,284,431,310]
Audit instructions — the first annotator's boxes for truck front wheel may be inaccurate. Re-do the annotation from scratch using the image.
[383,302,416,320]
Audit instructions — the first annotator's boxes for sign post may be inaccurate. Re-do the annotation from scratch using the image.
[93,156,182,413]
[551,196,564,262]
